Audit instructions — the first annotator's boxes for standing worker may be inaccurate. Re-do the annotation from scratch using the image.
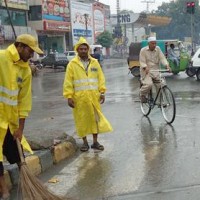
[63,37,113,152]
[0,34,43,199]
[139,36,171,103]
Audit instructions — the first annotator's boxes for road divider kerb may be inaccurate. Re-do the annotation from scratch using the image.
[4,141,77,190]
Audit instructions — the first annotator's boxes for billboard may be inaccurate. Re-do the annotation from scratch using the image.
[42,0,70,22]
[104,5,111,32]
[93,2,105,42]
[70,0,94,46]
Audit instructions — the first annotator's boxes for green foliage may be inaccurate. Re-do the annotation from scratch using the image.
[96,31,113,48]
[151,0,200,43]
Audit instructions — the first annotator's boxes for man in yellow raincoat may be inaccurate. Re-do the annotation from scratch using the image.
[0,34,43,199]
[63,37,113,152]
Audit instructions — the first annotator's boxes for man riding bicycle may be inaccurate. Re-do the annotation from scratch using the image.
[139,36,171,103]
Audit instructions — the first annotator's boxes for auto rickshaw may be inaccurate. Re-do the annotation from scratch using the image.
[127,40,191,77]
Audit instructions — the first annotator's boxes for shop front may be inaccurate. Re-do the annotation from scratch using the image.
[28,0,71,54]
[37,20,70,54]
[0,0,31,47]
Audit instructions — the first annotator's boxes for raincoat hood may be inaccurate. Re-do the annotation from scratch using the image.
[74,37,90,52]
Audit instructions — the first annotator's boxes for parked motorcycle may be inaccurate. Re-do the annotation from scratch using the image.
[29,60,43,76]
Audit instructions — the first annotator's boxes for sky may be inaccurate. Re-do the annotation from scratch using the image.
[98,0,171,14]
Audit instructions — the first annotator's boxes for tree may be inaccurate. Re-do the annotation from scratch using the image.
[151,0,200,43]
[96,31,113,48]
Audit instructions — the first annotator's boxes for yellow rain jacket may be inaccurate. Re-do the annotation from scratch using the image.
[63,37,113,137]
[0,44,33,161]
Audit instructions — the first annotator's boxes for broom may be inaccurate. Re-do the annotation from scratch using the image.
[16,139,65,200]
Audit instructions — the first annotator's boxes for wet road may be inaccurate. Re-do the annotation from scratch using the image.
[12,59,200,199]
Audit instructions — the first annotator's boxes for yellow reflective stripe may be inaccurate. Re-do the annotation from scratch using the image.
[0,97,17,106]
[0,86,18,96]
[73,78,98,84]
[74,85,98,91]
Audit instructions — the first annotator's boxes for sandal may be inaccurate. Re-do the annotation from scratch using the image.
[80,143,89,152]
[91,142,104,151]
[1,194,10,200]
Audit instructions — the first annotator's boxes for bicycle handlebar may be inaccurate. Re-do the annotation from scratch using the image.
[150,69,170,72]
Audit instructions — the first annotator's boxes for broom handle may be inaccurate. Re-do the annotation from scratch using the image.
[16,138,26,163]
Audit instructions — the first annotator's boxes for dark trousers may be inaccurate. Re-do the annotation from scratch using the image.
[0,129,21,176]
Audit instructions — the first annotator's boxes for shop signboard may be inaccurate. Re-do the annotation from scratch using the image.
[93,2,105,42]
[43,20,71,32]
[42,0,70,22]
[70,0,94,46]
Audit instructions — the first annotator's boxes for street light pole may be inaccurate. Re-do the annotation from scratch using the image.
[84,13,89,38]
[191,13,194,55]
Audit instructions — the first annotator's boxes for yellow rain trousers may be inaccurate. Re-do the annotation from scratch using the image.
[0,44,33,161]
[63,55,113,138]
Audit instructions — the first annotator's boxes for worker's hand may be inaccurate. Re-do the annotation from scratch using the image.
[143,67,149,74]
[68,98,75,108]
[166,65,172,73]
[13,128,23,141]
[100,94,105,104]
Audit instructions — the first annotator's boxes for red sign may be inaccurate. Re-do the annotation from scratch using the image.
[43,20,71,31]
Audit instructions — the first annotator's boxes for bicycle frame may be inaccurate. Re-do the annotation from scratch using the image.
[148,69,168,109]
[149,86,162,109]
[140,69,176,123]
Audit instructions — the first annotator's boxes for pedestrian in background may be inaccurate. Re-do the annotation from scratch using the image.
[139,36,171,103]
[0,34,43,199]
[91,47,101,63]
[63,37,113,152]
[168,43,179,67]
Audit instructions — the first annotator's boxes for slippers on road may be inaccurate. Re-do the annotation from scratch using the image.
[80,143,89,152]
[0,194,10,200]
[91,142,104,151]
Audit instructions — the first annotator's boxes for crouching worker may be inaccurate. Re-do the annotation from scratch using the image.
[0,34,43,199]
[63,37,113,152]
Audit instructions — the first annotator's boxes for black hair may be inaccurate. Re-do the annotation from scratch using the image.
[14,42,29,48]
[170,44,175,48]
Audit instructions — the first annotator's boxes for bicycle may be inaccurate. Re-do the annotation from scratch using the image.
[140,69,176,124]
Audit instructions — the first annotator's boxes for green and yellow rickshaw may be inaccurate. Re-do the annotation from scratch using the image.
[127,40,191,77]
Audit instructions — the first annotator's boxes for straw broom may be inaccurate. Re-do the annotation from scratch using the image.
[16,139,65,200]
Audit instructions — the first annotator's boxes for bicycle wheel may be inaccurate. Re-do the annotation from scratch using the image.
[160,86,176,124]
[140,93,151,116]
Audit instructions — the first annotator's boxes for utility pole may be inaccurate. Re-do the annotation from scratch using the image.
[186,2,195,55]
[114,0,122,38]
[116,0,120,15]
[141,0,155,13]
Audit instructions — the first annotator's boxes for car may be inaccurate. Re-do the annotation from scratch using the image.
[64,51,76,61]
[41,53,69,69]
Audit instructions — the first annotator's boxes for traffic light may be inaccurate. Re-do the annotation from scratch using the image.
[191,2,195,14]
[186,2,195,14]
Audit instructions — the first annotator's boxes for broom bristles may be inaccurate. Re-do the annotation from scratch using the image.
[18,164,66,200]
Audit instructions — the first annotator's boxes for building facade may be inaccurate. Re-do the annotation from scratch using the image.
[28,0,71,54]
[0,0,32,47]
[0,0,111,54]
